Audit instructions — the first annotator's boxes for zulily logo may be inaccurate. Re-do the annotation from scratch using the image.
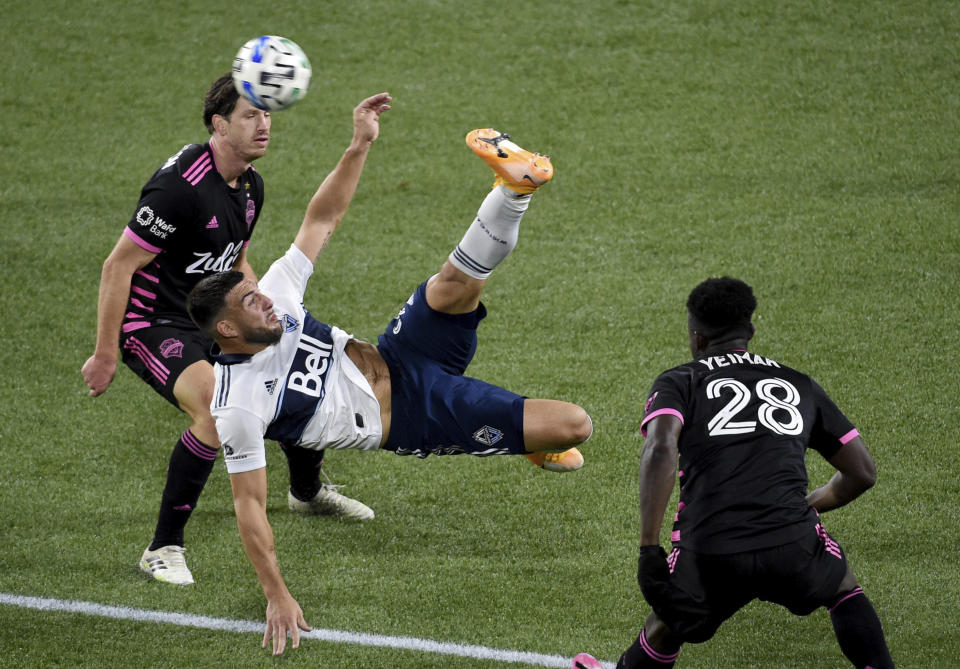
[185,242,243,274]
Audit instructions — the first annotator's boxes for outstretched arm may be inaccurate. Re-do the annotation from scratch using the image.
[294,92,392,263]
[807,435,877,513]
[230,468,312,655]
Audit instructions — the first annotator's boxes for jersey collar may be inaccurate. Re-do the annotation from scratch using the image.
[210,342,253,365]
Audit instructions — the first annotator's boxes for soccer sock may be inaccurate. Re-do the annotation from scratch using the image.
[281,443,325,502]
[149,430,218,550]
[449,184,532,280]
[616,629,680,669]
[829,587,895,669]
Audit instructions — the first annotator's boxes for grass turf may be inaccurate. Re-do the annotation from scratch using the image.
[1,0,958,666]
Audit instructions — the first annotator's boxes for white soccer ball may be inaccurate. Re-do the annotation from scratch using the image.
[232,36,312,111]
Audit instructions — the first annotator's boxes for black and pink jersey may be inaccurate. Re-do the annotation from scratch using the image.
[121,142,264,332]
[641,349,859,554]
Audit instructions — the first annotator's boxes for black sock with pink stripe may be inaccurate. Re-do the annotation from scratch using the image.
[616,629,680,669]
[148,430,218,550]
[829,587,895,669]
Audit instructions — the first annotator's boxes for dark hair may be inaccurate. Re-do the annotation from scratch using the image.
[686,277,757,338]
[203,73,240,134]
[187,270,246,335]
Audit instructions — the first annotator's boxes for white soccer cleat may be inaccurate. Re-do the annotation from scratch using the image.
[139,545,195,586]
[288,484,375,521]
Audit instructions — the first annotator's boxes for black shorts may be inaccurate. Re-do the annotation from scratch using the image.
[120,323,214,409]
[659,523,848,643]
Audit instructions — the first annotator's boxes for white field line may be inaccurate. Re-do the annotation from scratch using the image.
[0,592,602,668]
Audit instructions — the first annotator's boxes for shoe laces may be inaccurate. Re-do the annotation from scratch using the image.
[159,546,187,568]
[319,465,345,495]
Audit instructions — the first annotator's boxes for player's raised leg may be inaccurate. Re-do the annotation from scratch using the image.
[426,127,553,314]
[426,130,586,472]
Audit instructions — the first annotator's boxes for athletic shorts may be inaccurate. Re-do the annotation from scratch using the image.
[120,322,214,409]
[376,281,526,458]
[658,522,848,643]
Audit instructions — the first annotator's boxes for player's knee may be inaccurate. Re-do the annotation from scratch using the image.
[644,611,683,653]
[550,405,592,445]
[833,566,860,599]
[568,407,593,445]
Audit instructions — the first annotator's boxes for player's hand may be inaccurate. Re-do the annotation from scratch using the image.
[352,92,392,144]
[263,594,312,656]
[637,544,671,608]
[81,354,117,397]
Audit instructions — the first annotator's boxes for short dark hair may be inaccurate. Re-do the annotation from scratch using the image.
[686,277,757,338]
[203,73,240,134]
[187,270,246,336]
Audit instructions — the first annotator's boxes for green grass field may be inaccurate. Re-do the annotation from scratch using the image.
[2,1,959,666]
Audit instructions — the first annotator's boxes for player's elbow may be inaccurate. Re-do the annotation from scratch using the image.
[855,457,878,492]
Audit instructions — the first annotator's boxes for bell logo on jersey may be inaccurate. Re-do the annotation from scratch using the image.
[287,332,333,398]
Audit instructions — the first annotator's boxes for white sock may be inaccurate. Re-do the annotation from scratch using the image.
[449,185,532,280]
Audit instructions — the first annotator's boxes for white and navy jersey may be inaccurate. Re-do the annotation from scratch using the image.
[211,244,382,475]
[122,142,264,331]
[641,350,858,554]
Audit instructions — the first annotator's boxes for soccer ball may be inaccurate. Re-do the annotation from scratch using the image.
[232,36,312,111]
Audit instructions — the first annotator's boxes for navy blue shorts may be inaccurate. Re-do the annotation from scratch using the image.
[658,523,849,643]
[377,282,526,458]
[120,322,214,410]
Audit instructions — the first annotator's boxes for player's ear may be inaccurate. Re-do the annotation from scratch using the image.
[692,330,709,357]
[212,114,228,136]
[216,318,238,339]
[747,322,756,341]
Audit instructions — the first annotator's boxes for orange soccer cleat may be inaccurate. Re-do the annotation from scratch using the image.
[466,128,554,194]
[525,447,584,473]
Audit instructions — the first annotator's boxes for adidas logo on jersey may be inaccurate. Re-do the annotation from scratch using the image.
[264,379,278,395]
[206,216,219,229]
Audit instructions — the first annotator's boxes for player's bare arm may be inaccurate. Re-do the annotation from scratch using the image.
[230,467,312,655]
[82,234,158,396]
[637,415,682,546]
[807,435,878,513]
[293,92,391,264]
